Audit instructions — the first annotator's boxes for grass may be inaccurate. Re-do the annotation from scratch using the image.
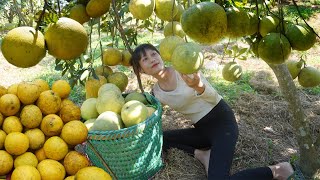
[283,5,320,21]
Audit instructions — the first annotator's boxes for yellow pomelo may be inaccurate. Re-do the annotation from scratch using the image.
[91,111,124,130]
[37,159,66,180]
[159,35,185,61]
[259,15,279,37]
[226,7,250,38]
[63,151,90,175]
[121,100,148,127]
[40,114,64,137]
[171,42,204,74]
[81,98,99,120]
[32,79,50,93]
[163,21,186,38]
[45,17,88,60]
[86,0,111,18]
[107,72,129,92]
[59,104,81,123]
[121,50,132,66]
[85,76,108,99]
[75,166,112,180]
[298,66,320,88]
[285,60,304,79]
[247,12,259,36]
[7,83,18,95]
[124,91,148,104]
[65,176,75,180]
[52,80,71,99]
[69,4,90,24]
[60,99,75,109]
[14,152,38,168]
[2,116,23,134]
[5,132,29,155]
[95,65,113,78]
[222,62,242,82]
[60,120,88,146]
[1,26,46,68]
[20,105,43,128]
[102,47,122,66]
[173,3,184,21]
[285,23,316,51]
[0,94,20,116]
[35,148,47,162]
[181,2,227,44]
[96,90,125,114]
[11,165,41,180]
[0,113,3,127]
[258,33,291,64]
[0,150,13,175]
[17,82,40,105]
[98,83,122,97]
[24,128,45,150]
[0,130,6,149]
[0,85,7,97]
[155,0,178,21]
[43,136,68,161]
[129,0,155,20]
[36,90,62,115]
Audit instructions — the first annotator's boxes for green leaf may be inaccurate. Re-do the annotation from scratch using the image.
[226,49,232,56]
[238,48,248,56]
[238,55,247,60]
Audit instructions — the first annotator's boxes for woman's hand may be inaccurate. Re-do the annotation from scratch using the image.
[180,72,205,95]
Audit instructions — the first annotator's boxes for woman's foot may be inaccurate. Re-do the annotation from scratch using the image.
[269,162,294,180]
[194,149,211,176]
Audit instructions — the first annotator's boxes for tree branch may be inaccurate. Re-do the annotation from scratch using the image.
[35,0,48,31]
[315,136,320,150]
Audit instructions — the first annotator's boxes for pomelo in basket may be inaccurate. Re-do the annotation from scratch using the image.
[81,98,99,120]
[125,91,148,104]
[121,100,148,127]
[91,111,124,131]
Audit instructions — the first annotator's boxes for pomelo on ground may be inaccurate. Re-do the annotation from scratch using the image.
[75,166,112,180]
[180,2,227,44]
[171,42,204,74]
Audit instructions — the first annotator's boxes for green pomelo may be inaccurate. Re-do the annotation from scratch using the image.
[107,72,128,92]
[80,98,99,120]
[259,15,280,37]
[91,111,123,131]
[173,3,184,21]
[298,67,320,88]
[121,100,148,127]
[247,12,259,36]
[163,21,186,38]
[159,36,185,61]
[226,7,250,38]
[285,23,316,51]
[180,2,227,44]
[96,90,125,114]
[84,118,96,131]
[285,60,303,79]
[125,92,148,104]
[222,62,242,82]
[154,0,178,21]
[171,42,204,74]
[258,33,291,64]
[129,0,155,20]
[250,38,260,57]
[98,83,122,97]
[146,106,156,117]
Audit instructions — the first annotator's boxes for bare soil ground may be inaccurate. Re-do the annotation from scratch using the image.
[0,13,319,180]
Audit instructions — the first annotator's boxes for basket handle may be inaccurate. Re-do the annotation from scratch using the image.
[87,141,117,180]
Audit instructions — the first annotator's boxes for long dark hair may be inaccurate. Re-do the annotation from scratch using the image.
[130,44,160,93]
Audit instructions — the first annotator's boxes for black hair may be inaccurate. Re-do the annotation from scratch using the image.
[130,43,160,93]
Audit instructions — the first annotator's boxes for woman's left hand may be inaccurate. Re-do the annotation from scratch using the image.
[180,72,205,95]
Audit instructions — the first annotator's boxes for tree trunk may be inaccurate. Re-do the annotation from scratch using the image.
[269,63,320,178]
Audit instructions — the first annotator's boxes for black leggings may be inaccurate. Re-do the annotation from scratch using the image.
[163,99,273,180]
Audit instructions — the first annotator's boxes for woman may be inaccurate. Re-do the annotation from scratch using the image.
[130,43,294,180]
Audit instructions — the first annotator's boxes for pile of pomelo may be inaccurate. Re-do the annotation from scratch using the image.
[0,79,112,180]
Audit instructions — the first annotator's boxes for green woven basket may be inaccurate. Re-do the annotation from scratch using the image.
[85,93,163,180]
